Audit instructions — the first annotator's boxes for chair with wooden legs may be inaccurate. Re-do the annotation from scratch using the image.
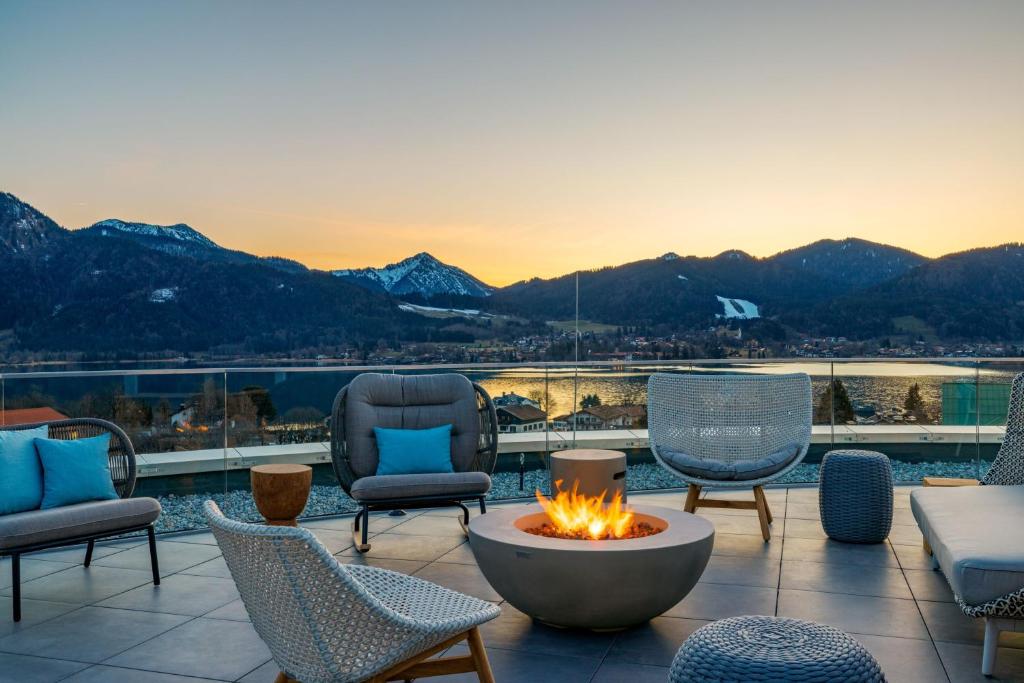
[205,501,499,683]
[647,373,812,541]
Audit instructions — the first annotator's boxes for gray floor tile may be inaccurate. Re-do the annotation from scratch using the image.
[96,574,239,616]
[904,568,954,603]
[935,639,1024,682]
[604,616,709,667]
[337,533,464,562]
[1,565,156,605]
[0,558,76,589]
[783,517,828,540]
[202,598,249,622]
[893,543,938,571]
[0,596,80,638]
[782,536,899,567]
[442,643,600,682]
[710,533,782,559]
[664,582,776,621]
[854,634,949,683]
[62,664,228,682]
[93,541,220,575]
[473,603,617,659]
[31,542,128,564]
[0,606,188,663]
[785,501,822,520]
[178,556,232,579]
[436,541,478,565]
[0,651,89,682]
[919,600,986,644]
[413,562,501,602]
[699,554,780,588]
[592,660,671,683]
[888,523,925,546]
[698,511,781,536]
[105,618,271,680]
[389,513,470,538]
[777,589,930,639]
[781,560,913,599]
[161,531,218,546]
[306,528,356,554]
[236,659,279,682]
[335,554,428,574]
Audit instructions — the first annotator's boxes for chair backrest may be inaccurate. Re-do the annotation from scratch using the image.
[0,418,136,497]
[204,501,413,682]
[983,372,1024,486]
[341,373,483,478]
[647,372,812,464]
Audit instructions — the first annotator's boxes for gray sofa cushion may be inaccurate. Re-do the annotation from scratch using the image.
[911,485,1024,607]
[732,443,802,481]
[659,443,801,482]
[349,472,491,502]
[344,373,480,478]
[0,497,161,551]
[659,449,735,480]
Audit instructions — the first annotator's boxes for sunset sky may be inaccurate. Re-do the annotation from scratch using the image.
[2,1,1022,285]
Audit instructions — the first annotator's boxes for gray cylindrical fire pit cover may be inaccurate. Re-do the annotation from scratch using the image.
[670,616,885,682]
[819,449,894,544]
[550,449,627,501]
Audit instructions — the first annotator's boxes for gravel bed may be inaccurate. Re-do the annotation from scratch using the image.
[153,459,992,535]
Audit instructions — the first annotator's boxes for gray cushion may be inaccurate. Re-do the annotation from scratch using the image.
[350,472,491,502]
[659,448,736,480]
[344,373,480,478]
[659,443,801,482]
[911,485,1024,606]
[732,443,802,481]
[0,497,161,551]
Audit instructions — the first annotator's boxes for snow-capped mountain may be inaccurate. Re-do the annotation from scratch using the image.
[333,252,493,297]
[0,192,66,253]
[80,218,307,273]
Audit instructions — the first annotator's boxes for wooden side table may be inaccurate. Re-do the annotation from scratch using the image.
[549,449,627,501]
[251,464,313,527]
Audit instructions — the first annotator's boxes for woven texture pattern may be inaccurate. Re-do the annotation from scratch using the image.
[819,450,893,544]
[204,501,498,683]
[958,586,1024,619]
[330,374,498,495]
[670,616,885,682]
[647,373,812,488]
[0,418,136,498]
[982,372,1024,486]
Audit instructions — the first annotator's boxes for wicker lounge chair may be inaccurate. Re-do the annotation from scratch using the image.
[0,418,160,621]
[205,501,500,683]
[912,372,1024,676]
[330,373,498,552]
[647,373,812,541]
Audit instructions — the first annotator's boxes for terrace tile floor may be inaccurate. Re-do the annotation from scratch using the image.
[3,486,1024,682]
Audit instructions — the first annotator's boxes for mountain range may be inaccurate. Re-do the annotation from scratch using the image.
[2,190,1022,353]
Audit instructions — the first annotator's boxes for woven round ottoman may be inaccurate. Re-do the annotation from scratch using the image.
[670,616,885,682]
[819,449,893,544]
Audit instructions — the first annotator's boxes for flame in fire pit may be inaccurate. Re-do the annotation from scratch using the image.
[531,480,658,540]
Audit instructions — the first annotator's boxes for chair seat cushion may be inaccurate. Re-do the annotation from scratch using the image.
[350,472,491,502]
[911,485,1024,606]
[0,497,161,551]
[659,443,801,482]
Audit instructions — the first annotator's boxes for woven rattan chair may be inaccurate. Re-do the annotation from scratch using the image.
[0,418,161,621]
[647,373,812,541]
[205,501,499,683]
[330,373,498,552]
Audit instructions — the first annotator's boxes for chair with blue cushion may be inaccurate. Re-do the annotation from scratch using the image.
[647,372,812,541]
[0,418,161,621]
[330,373,498,552]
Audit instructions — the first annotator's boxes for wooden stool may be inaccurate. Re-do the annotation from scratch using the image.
[251,464,313,527]
[550,449,627,501]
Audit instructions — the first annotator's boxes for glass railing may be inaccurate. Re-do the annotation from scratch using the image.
[1,358,1019,533]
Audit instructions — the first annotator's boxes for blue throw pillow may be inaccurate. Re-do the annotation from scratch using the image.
[0,425,49,515]
[35,434,119,509]
[374,424,454,476]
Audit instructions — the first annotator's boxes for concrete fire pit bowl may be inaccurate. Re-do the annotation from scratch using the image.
[468,504,715,630]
